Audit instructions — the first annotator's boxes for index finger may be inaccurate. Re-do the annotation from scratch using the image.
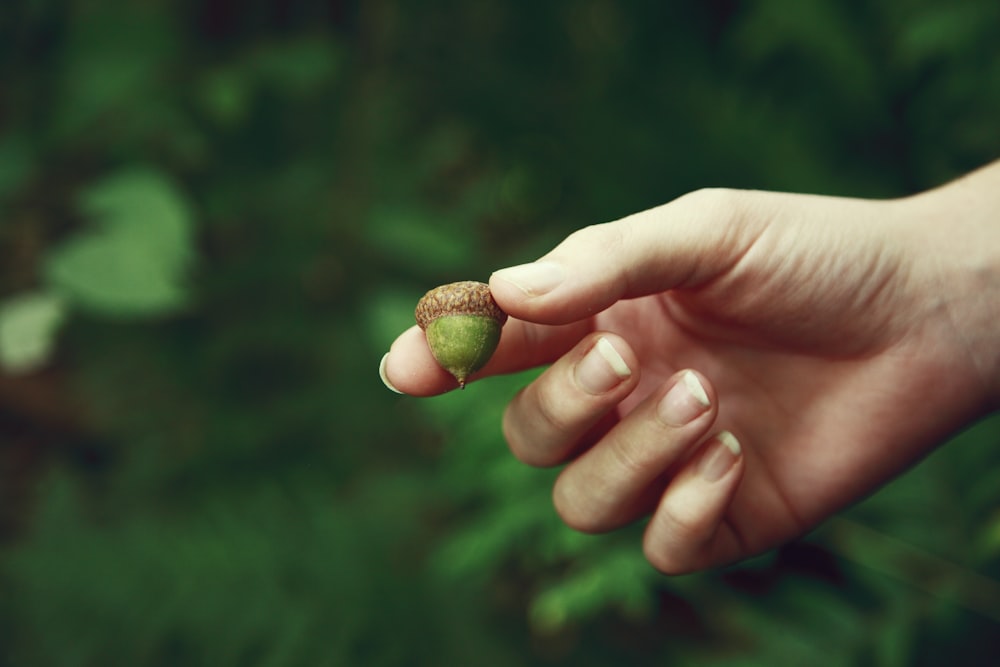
[380,317,592,396]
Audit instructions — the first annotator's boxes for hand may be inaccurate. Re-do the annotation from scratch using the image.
[382,162,1000,574]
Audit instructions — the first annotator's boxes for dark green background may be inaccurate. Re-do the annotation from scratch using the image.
[2,1,1000,664]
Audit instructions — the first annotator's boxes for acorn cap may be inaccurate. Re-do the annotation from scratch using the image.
[415,281,508,388]
[415,281,507,330]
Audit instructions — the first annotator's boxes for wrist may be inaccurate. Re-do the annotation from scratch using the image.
[902,161,1000,412]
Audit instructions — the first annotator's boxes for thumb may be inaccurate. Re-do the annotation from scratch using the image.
[490,189,759,325]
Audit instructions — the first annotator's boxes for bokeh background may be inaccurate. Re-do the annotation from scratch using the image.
[2,0,1000,665]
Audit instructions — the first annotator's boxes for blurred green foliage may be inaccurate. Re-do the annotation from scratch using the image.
[1,0,1000,665]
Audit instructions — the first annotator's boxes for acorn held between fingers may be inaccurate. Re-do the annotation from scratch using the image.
[415,281,508,388]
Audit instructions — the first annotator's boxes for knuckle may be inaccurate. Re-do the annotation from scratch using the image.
[564,221,607,245]
[535,380,574,434]
[610,442,647,478]
[661,499,704,539]
[643,535,691,576]
[642,506,706,575]
[606,436,654,480]
[682,186,761,234]
[598,220,629,254]
[552,478,604,534]
[502,393,539,465]
[501,386,570,468]
[562,220,629,260]
[684,186,740,212]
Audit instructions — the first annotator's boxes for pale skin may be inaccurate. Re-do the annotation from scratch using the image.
[382,159,1000,574]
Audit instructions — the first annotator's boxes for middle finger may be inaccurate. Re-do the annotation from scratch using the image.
[552,369,718,534]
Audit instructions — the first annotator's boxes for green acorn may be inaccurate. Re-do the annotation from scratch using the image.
[415,281,508,389]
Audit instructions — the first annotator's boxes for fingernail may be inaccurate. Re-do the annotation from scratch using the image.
[698,431,741,482]
[379,353,405,394]
[575,337,631,395]
[657,370,710,426]
[492,261,565,297]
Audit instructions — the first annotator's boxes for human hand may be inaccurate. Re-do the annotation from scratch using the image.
[382,162,1000,573]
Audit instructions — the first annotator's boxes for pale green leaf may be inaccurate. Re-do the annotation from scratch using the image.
[46,233,188,315]
[0,291,67,374]
[78,168,194,262]
[44,168,195,317]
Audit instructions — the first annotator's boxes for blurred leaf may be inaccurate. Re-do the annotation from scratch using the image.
[824,518,1000,626]
[252,37,341,96]
[196,37,340,128]
[433,478,558,582]
[51,5,174,140]
[872,596,916,667]
[975,509,1000,561]
[717,582,861,667]
[897,4,993,67]
[529,549,657,633]
[366,206,477,275]
[198,68,254,127]
[3,470,505,667]
[0,290,66,374]
[731,0,879,108]
[0,133,34,205]
[44,168,195,316]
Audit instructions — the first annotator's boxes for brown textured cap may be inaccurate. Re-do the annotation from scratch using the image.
[415,281,508,330]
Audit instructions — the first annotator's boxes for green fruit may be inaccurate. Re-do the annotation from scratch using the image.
[415,281,507,388]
